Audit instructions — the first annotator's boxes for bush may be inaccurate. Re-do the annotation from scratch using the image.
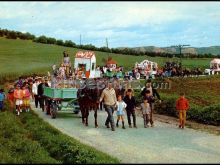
[188,104,220,125]
[154,95,220,126]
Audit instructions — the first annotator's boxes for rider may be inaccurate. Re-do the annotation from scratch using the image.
[63,51,71,78]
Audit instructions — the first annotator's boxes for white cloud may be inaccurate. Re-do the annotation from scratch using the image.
[1,2,220,47]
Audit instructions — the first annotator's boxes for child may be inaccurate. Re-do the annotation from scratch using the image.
[59,63,66,79]
[7,87,15,112]
[14,84,23,115]
[176,93,189,129]
[22,84,31,112]
[0,89,5,111]
[140,98,151,128]
[144,90,155,127]
[116,95,127,129]
[123,89,137,128]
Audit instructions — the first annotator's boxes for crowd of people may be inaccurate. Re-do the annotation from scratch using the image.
[0,76,51,116]
[0,51,190,130]
[99,79,189,131]
[0,76,190,130]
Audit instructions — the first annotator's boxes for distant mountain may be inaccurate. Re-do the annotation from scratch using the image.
[117,46,220,55]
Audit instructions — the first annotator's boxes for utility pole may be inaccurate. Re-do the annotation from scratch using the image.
[106,38,109,59]
[171,44,190,64]
[80,34,81,47]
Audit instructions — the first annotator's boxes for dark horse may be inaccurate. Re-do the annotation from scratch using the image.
[77,83,103,128]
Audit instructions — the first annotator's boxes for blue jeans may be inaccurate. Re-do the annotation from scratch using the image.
[104,104,115,129]
[0,101,4,111]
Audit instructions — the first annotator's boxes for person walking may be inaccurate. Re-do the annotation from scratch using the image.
[116,94,127,129]
[176,93,189,129]
[123,89,137,128]
[141,79,161,127]
[0,89,6,112]
[143,90,155,127]
[37,78,47,112]
[140,98,152,128]
[14,84,23,115]
[99,81,117,131]
[32,78,40,108]
[7,87,15,112]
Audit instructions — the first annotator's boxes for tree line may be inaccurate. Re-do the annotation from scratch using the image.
[0,28,219,58]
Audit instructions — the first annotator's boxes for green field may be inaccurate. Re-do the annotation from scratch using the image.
[0,37,211,76]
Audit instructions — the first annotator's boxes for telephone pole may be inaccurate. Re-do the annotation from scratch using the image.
[171,44,190,64]
[106,38,109,59]
[80,34,82,47]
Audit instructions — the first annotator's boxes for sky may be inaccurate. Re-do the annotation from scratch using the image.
[0,1,220,48]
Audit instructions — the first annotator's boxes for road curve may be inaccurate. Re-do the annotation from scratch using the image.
[32,106,220,163]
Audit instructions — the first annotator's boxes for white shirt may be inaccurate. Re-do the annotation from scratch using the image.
[32,82,39,95]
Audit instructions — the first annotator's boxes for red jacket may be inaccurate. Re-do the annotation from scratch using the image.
[176,97,189,111]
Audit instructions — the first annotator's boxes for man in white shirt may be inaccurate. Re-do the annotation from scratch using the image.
[99,81,117,131]
[32,78,40,108]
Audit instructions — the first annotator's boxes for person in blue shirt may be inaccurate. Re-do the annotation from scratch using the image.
[0,89,6,111]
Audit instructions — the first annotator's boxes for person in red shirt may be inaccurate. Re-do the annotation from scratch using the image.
[7,87,15,112]
[176,93,189,129]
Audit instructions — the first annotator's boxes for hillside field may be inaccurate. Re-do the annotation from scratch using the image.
[0,37,211,76]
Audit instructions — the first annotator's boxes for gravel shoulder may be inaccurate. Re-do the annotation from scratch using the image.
[32,105,220,163]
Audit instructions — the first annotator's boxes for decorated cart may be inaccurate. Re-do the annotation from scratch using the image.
[43,87,79,119]
[74,51,101,78]
[205,58,220,75]
[134,60,158,79]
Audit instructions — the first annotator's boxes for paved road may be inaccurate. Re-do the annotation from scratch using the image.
[33,106,220,163]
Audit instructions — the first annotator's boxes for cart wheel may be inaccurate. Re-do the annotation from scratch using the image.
[73,109,79,114]
[50,102,58,119]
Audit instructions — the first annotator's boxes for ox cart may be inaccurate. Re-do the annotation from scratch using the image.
[43,87,79,119]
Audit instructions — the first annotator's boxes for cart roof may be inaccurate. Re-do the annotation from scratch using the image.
[210,58,220,64]
[75,51,95,59]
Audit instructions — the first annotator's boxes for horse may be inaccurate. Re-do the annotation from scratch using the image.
[77,81,104,128]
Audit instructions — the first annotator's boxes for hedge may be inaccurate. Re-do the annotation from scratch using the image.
[154,96,220,126]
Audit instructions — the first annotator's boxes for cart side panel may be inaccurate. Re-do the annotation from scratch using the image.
[61,88,78,99]
[44,87,62,98]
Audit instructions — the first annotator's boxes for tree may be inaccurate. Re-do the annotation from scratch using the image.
[64,40,76,47]
[7,31,17,39]
[47,37,57,44]
[56,39,64,46]
[34,35,47,43]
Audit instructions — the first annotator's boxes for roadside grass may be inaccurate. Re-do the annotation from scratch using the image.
[0,107,120,164]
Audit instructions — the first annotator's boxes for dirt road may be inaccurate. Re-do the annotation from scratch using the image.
[32,107,220,163]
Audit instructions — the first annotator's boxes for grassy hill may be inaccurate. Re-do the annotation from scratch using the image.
[0,37,211,77]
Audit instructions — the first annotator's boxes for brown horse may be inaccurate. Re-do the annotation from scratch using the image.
[77,86,103,128]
